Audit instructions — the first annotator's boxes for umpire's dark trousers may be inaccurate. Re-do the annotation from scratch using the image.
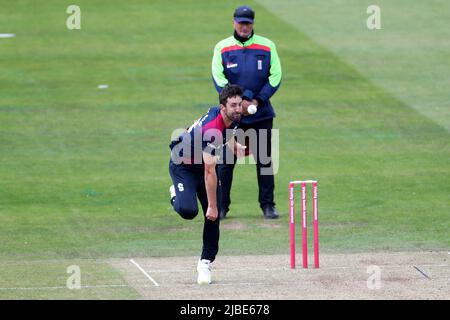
[217,118,275,212]
[169,160,220,262]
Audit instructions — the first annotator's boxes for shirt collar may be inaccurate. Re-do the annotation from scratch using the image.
[233,30,254,46]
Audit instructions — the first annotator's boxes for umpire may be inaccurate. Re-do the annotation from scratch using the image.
[212,5,282,219]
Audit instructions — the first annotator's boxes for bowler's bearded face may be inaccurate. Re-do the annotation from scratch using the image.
[223,96,243,123]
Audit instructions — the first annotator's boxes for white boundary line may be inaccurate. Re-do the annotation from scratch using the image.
[129,259,159,287]
[4,276,450,291]
[0,284,128,291]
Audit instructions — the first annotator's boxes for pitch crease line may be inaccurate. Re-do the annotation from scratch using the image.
[129,259,160,287]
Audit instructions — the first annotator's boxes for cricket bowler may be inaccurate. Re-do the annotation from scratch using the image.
[168,84,245,284]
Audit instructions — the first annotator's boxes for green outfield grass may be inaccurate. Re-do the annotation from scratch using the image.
[0,0,449,298]
[256,0,450,132]
[0,259,138,299]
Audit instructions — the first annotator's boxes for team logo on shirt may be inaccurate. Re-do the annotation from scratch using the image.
[226,62,238,69]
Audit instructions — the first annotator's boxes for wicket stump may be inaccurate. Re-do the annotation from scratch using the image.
[289,180,319,269]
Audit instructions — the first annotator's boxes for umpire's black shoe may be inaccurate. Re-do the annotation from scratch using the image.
[219,209,228,220]
[262,206,279,219]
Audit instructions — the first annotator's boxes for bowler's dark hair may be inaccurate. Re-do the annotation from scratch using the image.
[219,84,243,106]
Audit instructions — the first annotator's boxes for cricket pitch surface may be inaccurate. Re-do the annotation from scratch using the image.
[110,251,449,299]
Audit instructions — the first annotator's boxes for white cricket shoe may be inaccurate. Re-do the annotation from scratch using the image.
[197,259,212,285]
[169,185,176,199]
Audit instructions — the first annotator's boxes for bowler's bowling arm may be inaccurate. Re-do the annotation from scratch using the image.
[203,151,218,221]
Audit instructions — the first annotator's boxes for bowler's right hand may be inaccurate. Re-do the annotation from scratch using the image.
[206,206,218,221]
